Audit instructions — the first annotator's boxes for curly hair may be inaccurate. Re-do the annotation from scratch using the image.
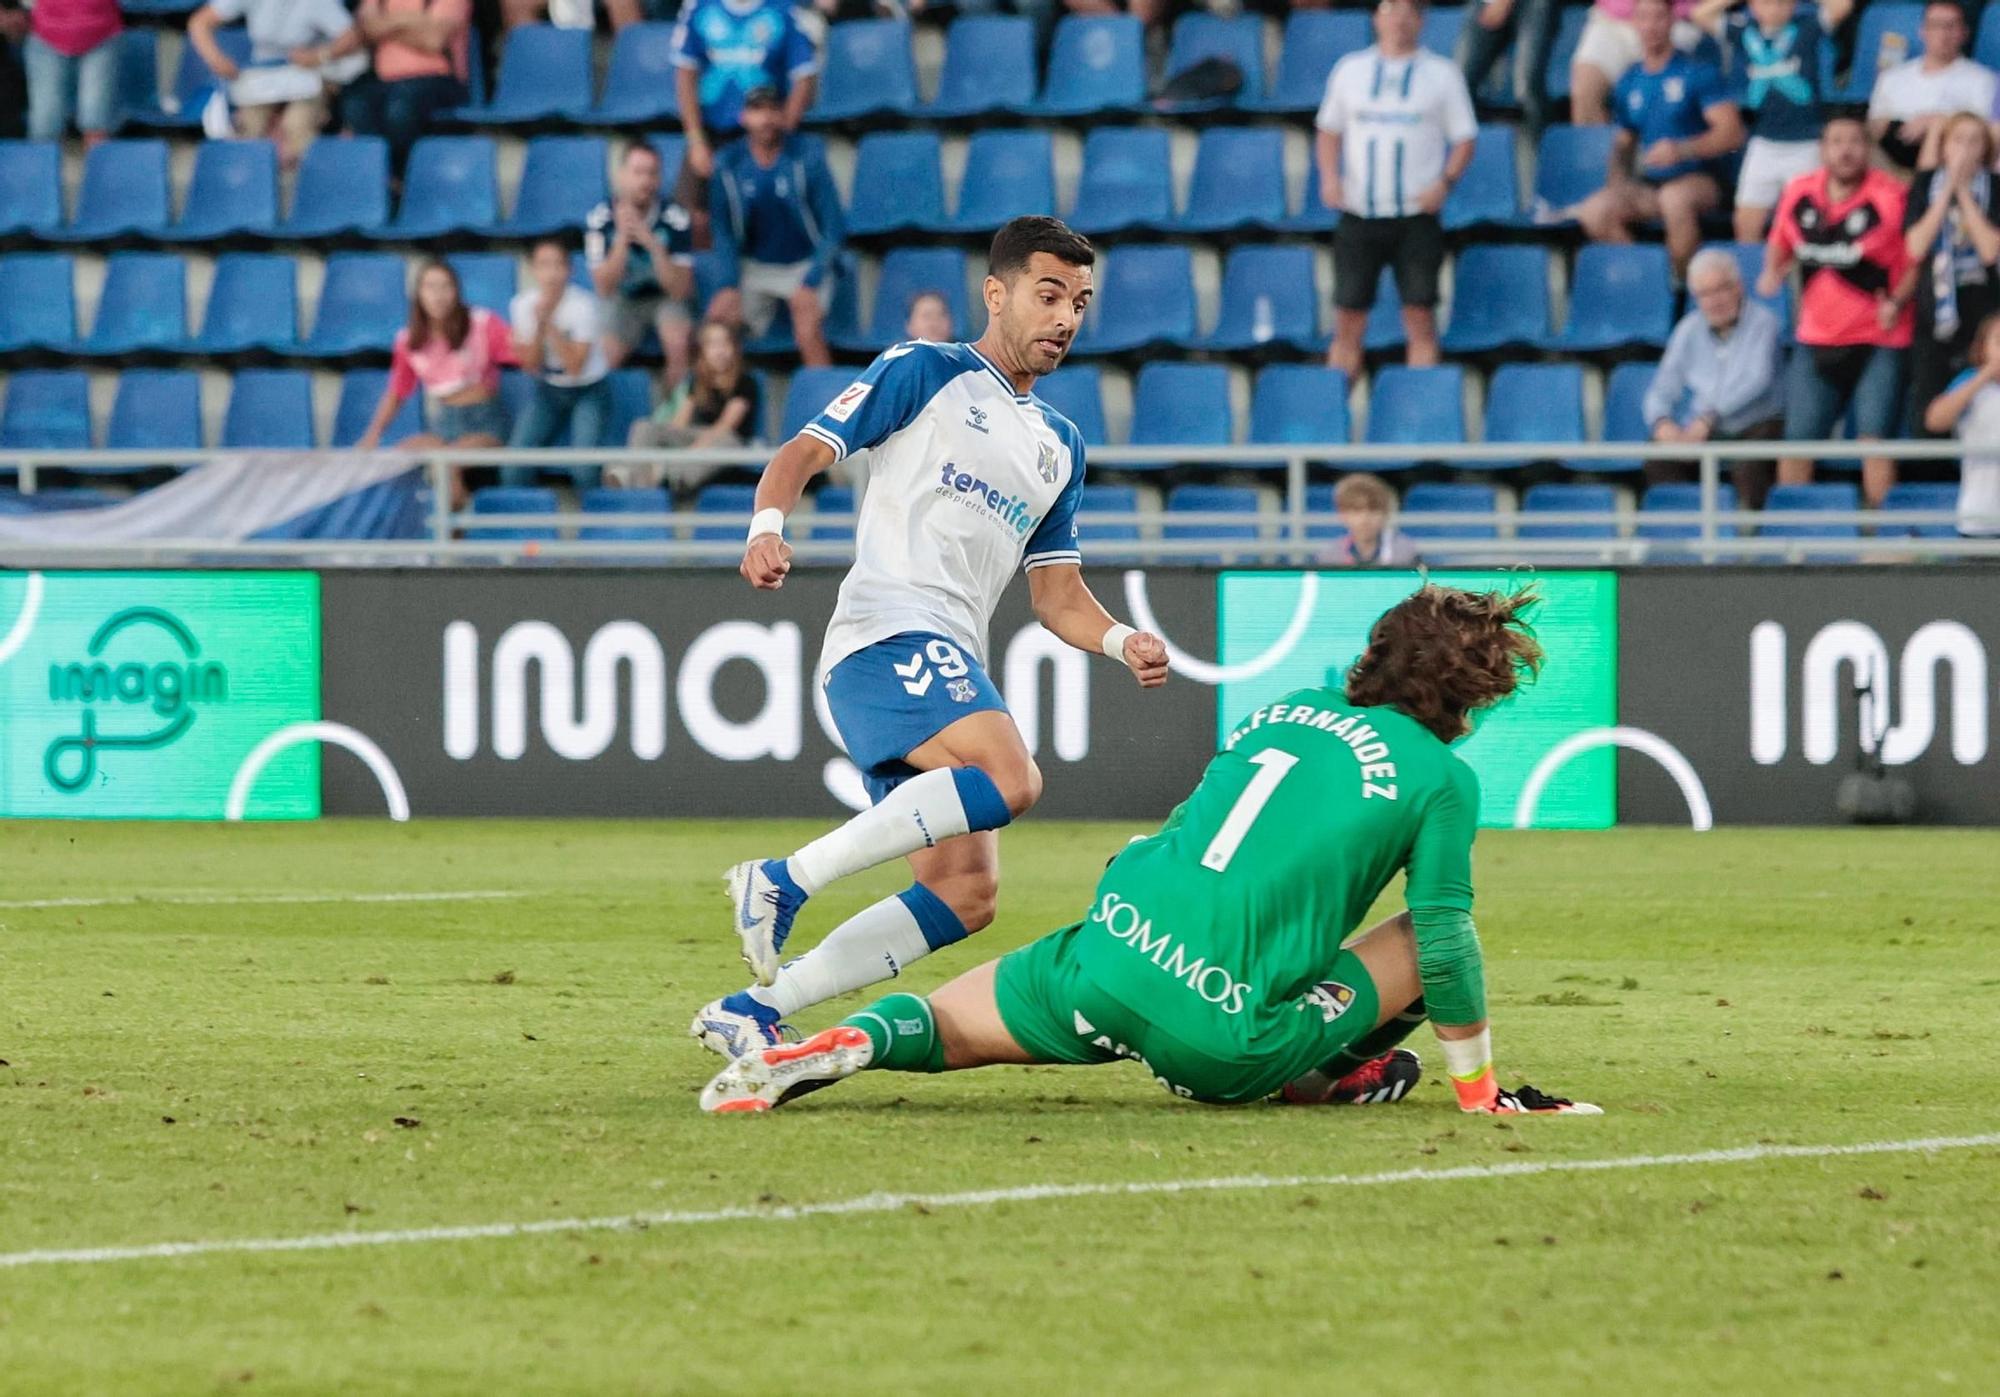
[1343,584,1545,742]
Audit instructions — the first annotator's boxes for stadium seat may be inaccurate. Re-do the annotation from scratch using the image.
[1982,3,2000,71]
[1245,11,1368,114]
[1165,484,1263,561]
[600,369,655,448]
[1271,161,1339,234]
[115,28,159,127]
[280,137,391,240]
[491,136,609,237]
[1034,365,1108,445]
[932,128,1055,234]
[579,486,672,542]
[0,141,62,238]
[222,369,315,449]
[1543,244,1674,352]
[1442,125,1522,231]
[1639,482,1738,540]
[467,485,561,541]
[810,20,918,123]
[807,483,857,544]
[334,369,424,447]
[1157,14,1266,113]
[1401,482,1498,539]
[1365,366,1465,471]
[1068,127,1174,236]
[1202,245,1321,353]
[0,253,76,352]
[1761,482,1861,538]
[0,485,118,510]
[107,369,203,455]
[847,132,945,237]
[1530,125,1617,220]
[166,139,278,241]
[128,24,247,129]
[781,367,856,442]
[0,371,92,450]
[1519,482,1619,539]
[191,253,297,356]
[693,482,759,541]
[837,247,969,354]
[1879,482,1962,538]
[924,16,1037,118]
[1824,3,1921,104]
[1480,364,1586,470]
[446,253,517,319]
[1026,17,1145,117]
[1541,4,1591,102]
[1250,365,1350,458]
[1601,362,1657,466]
[1174,128,1285,233]
[1128,363,1232,471]
[1075,483,1141,553]
[1302,483,1346,541]
[46,140,169,242]
[1420,5,1468,59]
[1081,245,1196,355]
[303,253,408,357]
[590,23,680,124]
[648,133,687,189]
[1441,245,1552,354]
[1362,268,1406,354]
[82,252,186,356]
[375,137,498,239]
[457,25,591,124]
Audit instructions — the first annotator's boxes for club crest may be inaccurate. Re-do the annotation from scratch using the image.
[1036,442,1059,484]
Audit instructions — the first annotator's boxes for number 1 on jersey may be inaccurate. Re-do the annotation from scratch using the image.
[1200,749,1299,873]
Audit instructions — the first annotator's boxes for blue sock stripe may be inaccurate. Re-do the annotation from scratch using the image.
[950,766,1012,831]
[897,882,971,952]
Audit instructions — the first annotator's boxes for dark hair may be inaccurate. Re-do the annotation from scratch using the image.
[406,259,470,354]
[620,140,661,167]
[1343,585,1544,742]
[691,320,747,420]
[1971,312,2000,367]
[988,216,1095,282]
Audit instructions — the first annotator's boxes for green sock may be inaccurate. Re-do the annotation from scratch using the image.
[841,992,947,1073]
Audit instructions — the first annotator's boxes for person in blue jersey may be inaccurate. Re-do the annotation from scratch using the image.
[691,216,1172,1059]
[706,85,845,367]
[1693,0,1824,243]
[1576,0,1742,281]
[671,0,818,209]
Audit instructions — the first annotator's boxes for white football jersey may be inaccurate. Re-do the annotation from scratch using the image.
[802,341,1088,674]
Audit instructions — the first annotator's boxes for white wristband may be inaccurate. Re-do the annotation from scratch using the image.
[1100,623,1136,664]
[1440,1029,1493,1083]
[747,508,786,543]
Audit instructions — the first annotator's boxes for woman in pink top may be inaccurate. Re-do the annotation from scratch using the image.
[357,260,516,502]
[22,0,123,144]
[342,0,472,182]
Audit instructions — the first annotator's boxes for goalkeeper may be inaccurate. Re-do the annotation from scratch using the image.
[700,584,1598,1117]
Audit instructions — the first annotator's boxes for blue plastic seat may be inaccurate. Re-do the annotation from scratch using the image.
[1075,483,1141,551]
[191,253,297,355]
[1157,14,1266,113]
[1401,482,1498,540]
[1442,245,1552,354]
[446,252,517,319]
[1981,3,2000,70]
[128,25,247,129]
[1362,268,1406,354]
[1420,5,1467,58]
[648,133,688,189]
[1302,484,1347,542]
[1365,366,1465,471]
[1544,244,1673,351]
[1250,366,1350,459]
[1069,127,1173,236]
[1601,362,1656,464]
[811,19,918,122]
[804,484,857,544]
[1443,125,1521,231]
[84,252,186,356]
[1026,17,1145,117]
[1824,3,1921,104]
[107,370,203,454]
[334,369,424,447]
[1245,11,1368,114]
[591,23,681,124]
[1272,161,1339,234]
[0,253,76,352]
[587,368,649,448]
[847,132,944,237]
[1034,365,1108,446]
[375,136,497,239]
[1542,4,1591,102]
[579,486,672,542]
[1530,125,1617,221]
[693,482,759,541]
[1761,482,1861,538]
[457,25,592,124]
[1519,482,1619,540]
[781,367,859,442]
[222,369,315,449]
[1175,127,1285,233]
[836,247,968,354]
[1082,245,1196,355]
[303,253,408,357]
[1203,245,1321,353]
[468,485,561,541]
[492,136,608,237]
[281,137,390,239]
[925,16,1037,118]
[1880,482,1961,538]
[1480,364,1586,470]
[0,371,92,450]
[166,139,278,241]
[1639,482,1739,540]
[48,140,169,242]
[0,486,119,510]
[1128,362,1233,471]
[115,28,159,127]
[933,129,1055,234]
[1165,484,1263,561]
[0,141,62,237]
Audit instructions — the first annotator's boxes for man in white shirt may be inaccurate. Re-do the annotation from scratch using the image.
[1868,0,1998,171]
[502,239,614,485]
[187,0,363,167]
[1315,0,1477,377]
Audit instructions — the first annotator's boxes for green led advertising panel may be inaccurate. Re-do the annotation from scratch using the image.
[0,571,321,819]
[1218,571,1618,829]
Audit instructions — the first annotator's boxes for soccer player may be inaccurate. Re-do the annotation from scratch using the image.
[691,217,1171,1058]
[700,585,1599,1116]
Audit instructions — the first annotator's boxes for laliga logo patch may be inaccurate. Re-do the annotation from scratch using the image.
[947,677,978,704]
[1037,441,1059,484]
[824,382,871,422]
[1304,981,1356,1024]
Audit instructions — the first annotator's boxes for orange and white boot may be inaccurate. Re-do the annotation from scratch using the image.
[699,1025,875,1113]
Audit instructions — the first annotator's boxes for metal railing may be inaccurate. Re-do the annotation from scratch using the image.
[3,439,1997,567]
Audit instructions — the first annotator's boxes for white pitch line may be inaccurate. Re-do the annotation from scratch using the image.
[2,1132,1994,1272]
[0,890,524,910]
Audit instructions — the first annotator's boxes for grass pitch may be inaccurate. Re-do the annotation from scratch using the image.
[2,819,1996,1395]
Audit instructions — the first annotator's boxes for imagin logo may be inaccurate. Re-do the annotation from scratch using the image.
[936,462,1041,538]
[1749,619,1989,766]
[44,607,228,792]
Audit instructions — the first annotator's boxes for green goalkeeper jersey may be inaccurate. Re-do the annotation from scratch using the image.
[1072,686,1481,1056]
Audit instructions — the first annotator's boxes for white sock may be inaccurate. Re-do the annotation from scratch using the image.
[747,893,934,1017]
[787,767,980,895]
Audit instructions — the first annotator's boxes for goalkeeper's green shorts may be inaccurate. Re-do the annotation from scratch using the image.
[992,921,1382,1105]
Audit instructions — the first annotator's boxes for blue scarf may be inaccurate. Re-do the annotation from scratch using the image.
[1931,169,1991,341]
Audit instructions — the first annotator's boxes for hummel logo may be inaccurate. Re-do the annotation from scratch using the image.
[892,652,933,696]
[966,405,989,434]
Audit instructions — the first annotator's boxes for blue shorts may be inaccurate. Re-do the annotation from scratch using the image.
[823,631,1010,805]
